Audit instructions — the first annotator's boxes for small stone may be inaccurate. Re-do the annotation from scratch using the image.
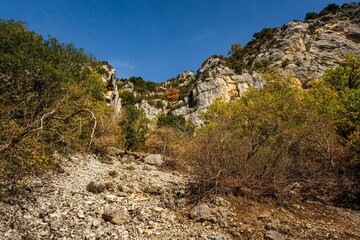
[258,214,272,221]
[119,185,132,193]
[209,234,229,240]
[104,194,118,203]
[92,219,101,228]
[219,218,228,228]
[148,220,156,229]
[229,229,240,238]
[117,192,127,197]
[190,203,215,222]
[266,223,280,231]
[102,206,131,225]
[143,154,164,166]
[143,229,153,236]
[265,230,286,240]
[77,210,85,219]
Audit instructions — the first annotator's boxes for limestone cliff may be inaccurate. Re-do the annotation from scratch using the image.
[244,2,360,84]
[173,57,263,126]
[102,65,122,114]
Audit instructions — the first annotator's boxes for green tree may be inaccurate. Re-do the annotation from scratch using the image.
[0,19,116,179]
[119,105,149,150]
[322,53,360,138]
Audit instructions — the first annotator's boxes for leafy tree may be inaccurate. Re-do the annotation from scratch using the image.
[119,91,135,105]
[323,53,360,91]
[119,105,149,150]
[305,12,319,21]
[0,19,118,179]
[226,43,246,74]
[322,53,360,138]
[319,3,341,17]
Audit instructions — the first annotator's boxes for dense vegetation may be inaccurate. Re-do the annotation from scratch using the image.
[226,27,277,73]
[0,19,122,180]
[117,76,158,94]
[181,54,359,208]
[118,96,149,150]
[305,3,342,21]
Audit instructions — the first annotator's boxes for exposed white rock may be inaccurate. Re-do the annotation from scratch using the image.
[102,65,122,114]
[143,154,164,166]
[246,4,360,83]
[136,100,163,120]
[180,57,262,126]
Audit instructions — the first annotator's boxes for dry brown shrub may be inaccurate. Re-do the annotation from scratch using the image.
[163,88,180,101]
[146,127,186,158]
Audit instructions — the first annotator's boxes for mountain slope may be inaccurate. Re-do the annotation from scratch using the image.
[117,2,360,126]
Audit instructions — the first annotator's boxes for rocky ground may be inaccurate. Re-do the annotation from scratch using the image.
[0,150,359,239]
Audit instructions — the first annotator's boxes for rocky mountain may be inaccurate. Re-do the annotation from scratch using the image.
[114,2,360,126]
[244,2,360,83]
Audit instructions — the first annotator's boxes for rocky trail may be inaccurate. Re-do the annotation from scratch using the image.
[0,150,359,239]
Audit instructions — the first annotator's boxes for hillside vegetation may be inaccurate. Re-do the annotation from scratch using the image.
[182,54,359,208]
[0,19,122,181]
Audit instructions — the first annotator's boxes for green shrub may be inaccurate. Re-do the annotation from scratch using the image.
[127,76,158,94]
[305,12,319,21]
[183,68,359,208]
[119,105,149,150]
[157,114,194,134]
[0,19,119,180]
[155,100,165,109]
[281,58,290,69]
[319,3,341,17]
[119,91,135,106]
[254,60,271,70]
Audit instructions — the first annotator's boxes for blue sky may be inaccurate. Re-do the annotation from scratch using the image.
[0,0,353,82]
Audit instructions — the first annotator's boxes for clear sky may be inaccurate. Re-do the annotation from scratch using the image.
[0,0,354,82]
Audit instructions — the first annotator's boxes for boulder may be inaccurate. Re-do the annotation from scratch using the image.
[143,154,164,166]
[102,206,131,225]
[265,230,286,240]
[190,203,216,222]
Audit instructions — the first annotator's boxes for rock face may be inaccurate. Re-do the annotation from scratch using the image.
[245,2,360,83]
[178,57,262,126]
[102,65,122,114]
[163,71,195,89]
[136,100,163,120]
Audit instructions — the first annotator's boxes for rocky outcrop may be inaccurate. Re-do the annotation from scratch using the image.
[245,2,360,83]
[102,65,122,114]
[136,100,164,120]
[163,71,195,89]
[174,57,262,126]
